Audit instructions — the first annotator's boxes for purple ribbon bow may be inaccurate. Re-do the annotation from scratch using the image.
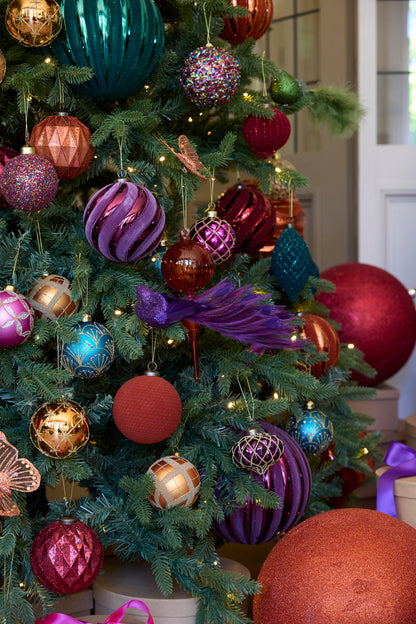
[376,440,416,517]
[35,599,154,624]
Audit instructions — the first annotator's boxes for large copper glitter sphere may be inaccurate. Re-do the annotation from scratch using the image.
[27,274,78,321]
[30,399,89,458]
[147,455,201,510]
[5,0,62,47]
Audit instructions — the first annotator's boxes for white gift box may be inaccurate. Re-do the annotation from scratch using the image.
[376,465,416,530]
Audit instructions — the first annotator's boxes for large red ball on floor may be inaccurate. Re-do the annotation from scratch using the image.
[317,262,416,386]
[112,374,182,444]
[253,507,416,624]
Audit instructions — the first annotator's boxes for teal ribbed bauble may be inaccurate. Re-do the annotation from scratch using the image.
[52,0,164,102]
[287,401,334,456]
[61,320,115,378]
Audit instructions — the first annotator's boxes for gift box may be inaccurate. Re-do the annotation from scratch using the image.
[33,590,94,620]
[36,599,152,624]
[404,413,416,450]
[376,441,416,530]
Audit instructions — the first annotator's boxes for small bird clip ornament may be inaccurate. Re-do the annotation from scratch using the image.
[158,135,207,182]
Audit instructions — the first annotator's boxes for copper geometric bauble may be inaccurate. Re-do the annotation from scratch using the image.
[147,455,201,510]
[5,0,62,47]
[27,274,78,321]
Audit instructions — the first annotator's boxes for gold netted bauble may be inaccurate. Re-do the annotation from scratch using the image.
[27,274,78,321]
[30,399,89,459]
[5,0,62,47]
[147,455,200,510]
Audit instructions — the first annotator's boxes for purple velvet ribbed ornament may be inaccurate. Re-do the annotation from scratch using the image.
[83,178,165,263]
[213,424,311,544]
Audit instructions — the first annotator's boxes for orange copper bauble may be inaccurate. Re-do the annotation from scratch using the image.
[147,455,200,510]
[254,508,416,624]
[161,231,214,295]
[30,400,89,459]
[299,313,341,378]
[220,0,273,45]
[29,113,94,179]
[259,197,306,256]
[5,0,62,47]
[27,274,78,321]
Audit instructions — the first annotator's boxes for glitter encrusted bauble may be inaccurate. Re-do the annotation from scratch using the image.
[213,425,311,544]
[161,231,214,294]
[147,455,201,510]
[243,107,291,158]
[0,285,34,348]
[189,211,236,264]
[30,516,104,594]
[0,149,59,212]
[0,146,18,210]
[216,183,276,254]
[61,320,115,378]
[253,508,416,624]
[287,401,334,456]
[299,313,341,378]
[112,372,182,444]
[83,178,166,263]
[5,0,62,47]
[220,0,273,45]
[231,430,284,475]
[30,399,89,458]
[180,45,240,108]
[29,113,94,180]
[27,274,78,321]
[51,0,164,102]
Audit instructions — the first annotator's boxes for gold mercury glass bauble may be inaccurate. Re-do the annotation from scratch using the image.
[5,0,62,47]
[30,399,89,459]
[146,455,201,510]
[27,274,78,321]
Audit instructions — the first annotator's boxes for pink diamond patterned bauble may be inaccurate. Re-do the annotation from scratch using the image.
[30,516,104,594]
[0,287,34,348]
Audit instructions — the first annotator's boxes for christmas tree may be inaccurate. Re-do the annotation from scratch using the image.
[0,1,381,623]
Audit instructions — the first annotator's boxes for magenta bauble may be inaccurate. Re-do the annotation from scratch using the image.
[0,287,34,348]
[243,107,291,158]
[189,214,236,263]
[0,146,18,209]
[214,424,311,544]
[83,179,165,263]
[0,152,59,211]
[317,263,416,386]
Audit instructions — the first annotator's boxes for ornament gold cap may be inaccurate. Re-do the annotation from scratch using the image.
[57,111,69,117]
[207,209,217,218]
[145,361,160,377]
[59,515,77,525]
[4,284,15,292]
[306,400,315,410]
[82,313,92,322]
[20,145,34,155]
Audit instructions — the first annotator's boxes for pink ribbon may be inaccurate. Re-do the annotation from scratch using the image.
[35,599,154,624]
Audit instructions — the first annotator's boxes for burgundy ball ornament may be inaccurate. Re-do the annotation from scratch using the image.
[243,107,291,158]
[0,285,34,348]
[216,183,276,254]
[30,516,104,594]
[0,147,59,211]
[83,177,166,263]
[231,429,285,475]
[317,263,416,386]
[214,424,311,544]
[0,146,18,209]
[161,231,214,294]
[253,508,416,624]
[189,210,236,263]
[220,0,273,46]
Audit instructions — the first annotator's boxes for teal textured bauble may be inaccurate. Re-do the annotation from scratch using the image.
[61,321,115,378]
[287,402,334,456]
[51,0,164,102]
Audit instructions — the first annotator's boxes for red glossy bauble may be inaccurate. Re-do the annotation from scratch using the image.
[216,183,276,254]
[243,107,291,159]
[317,263,416,386]
[253,508,416,624]
[0,146,18,209]
[220,0,273,45]
[161,231,214,294]
[29,112,94,179]
[299,313,341,378]
[30,516,104,594]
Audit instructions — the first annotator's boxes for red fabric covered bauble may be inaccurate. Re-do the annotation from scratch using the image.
[216,183,276,254]
[29,112,94,179]
[253,508,416,624]
[243,107,291,158]
[220,0,273,45]
[299,313,341,378]
[316,263,416,386]
[30,516,104,594]
[161,231,214,294]
[0,146,18,209]
[112,372,182,444]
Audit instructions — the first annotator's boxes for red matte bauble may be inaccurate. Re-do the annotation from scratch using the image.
[220,0,273,45]
[30,516,104,594]
[243,107,291,158]
[29,113,94,179]
[317,263,416,386]
[112,373,182,444]
[253,508,416,624]
[0,146,18,209]
[216,184,276,254]
[161,232,214,294]
[299,313,341,377]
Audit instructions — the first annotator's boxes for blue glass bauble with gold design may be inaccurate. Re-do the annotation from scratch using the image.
[61,317,115,378]
[51,0,164,102]
[287,401,334,456]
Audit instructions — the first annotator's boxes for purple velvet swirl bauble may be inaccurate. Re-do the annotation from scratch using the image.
[83,179,165,263]
[189,215,236,263]
[180,45,240,108]
[214,424,311,544]
[0,153,59,212]
[0,287,35,348]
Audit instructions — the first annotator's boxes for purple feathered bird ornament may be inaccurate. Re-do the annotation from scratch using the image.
[135,279,303,380]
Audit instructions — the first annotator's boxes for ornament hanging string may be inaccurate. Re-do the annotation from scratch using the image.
[148,328,158,372]
[207,169,216,211]
[11,232,28,286]
[203,3,212,46]
[261,52,267,99]
[181,174,188,230]
[22,92,31,145]
[61,476,75,512]
[236,376,255,421]
[4,544,16,602]
[34,219,44,255]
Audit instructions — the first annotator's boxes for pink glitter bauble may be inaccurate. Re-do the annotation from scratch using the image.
[0,146,18,209]
[30,516,104,594]
[0,287,34,348]
[0,153,59,211]
[189,214,236,263]
[243,107,291,158]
